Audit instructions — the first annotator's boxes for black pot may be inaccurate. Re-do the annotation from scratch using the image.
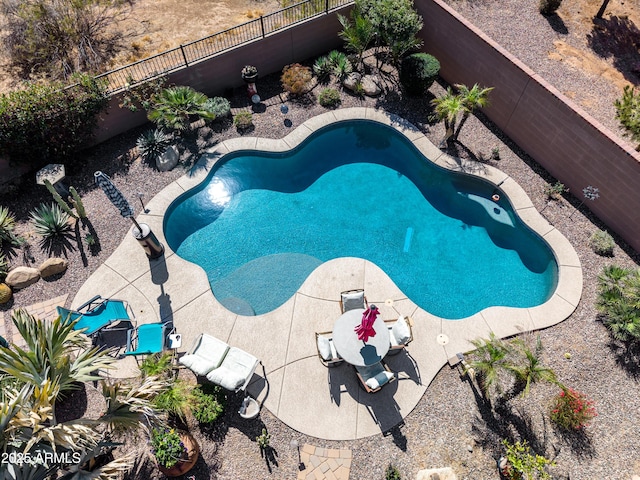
[242,73,258,83]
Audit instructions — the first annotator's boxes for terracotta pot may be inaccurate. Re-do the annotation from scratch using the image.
[157,431,199,477]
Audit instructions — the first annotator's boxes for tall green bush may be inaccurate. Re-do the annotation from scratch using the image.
[0,73,109,165]
[400,53,440,96]
[615,85,640,149]
[597,265,640,341]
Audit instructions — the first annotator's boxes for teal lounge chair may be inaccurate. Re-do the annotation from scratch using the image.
[57,295,134,337]
[124,322,172,356]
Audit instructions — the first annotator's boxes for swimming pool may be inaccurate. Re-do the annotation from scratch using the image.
[164,120,557,318]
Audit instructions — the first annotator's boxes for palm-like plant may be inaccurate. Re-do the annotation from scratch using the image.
[453,83,493,140]
[431,87,463,146]
[507,336,557,397]
[0,310,166,479]
[338,9,375,71]
[148,86,215,132]
[0,310,115,402]
[468,333,512,399]
[597,265,640,342]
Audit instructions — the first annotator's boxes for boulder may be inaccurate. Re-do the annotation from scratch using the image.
[342,72,362,92]
[156,145,180,172]
[39,257,69,278]
[5,266,40,289]
[361,75,382,96]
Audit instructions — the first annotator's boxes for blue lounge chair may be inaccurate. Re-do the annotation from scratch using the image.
[57,295,134,336]
[124,322,172,356]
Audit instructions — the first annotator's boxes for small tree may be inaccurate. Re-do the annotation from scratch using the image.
[507,337,557,397]
[338,8,375,71]
[357,0,424,65]
[468,333,512,399]
[431,87,463,146]
[453,83,493,140]
[614,85,640,149]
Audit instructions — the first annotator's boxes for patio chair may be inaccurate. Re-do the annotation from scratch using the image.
[57,295,134,337]
[384,315,414,355]
[123,322,173,356]
[315,331,343,367]
[354,361,395,393]
[340,289,368,314]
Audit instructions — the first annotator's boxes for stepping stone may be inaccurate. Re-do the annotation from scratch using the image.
[416,467,457,480]
[298,444,351,480]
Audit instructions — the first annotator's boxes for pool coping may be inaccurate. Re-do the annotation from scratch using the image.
[73,107,582,440]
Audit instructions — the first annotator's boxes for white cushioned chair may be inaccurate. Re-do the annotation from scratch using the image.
[340,289,368,313]
[385,315,414,355]
[180,334,260,392]
[355,361,395,393]
[315,331,343,367]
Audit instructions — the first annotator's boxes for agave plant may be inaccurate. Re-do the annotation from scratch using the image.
[147,86,215,132]
[30,203,73,240]
[313,55,333,82]
[136,128,173,162]
[0,205,19,247]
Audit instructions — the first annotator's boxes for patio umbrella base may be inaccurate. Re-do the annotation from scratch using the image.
[132,223,164,259]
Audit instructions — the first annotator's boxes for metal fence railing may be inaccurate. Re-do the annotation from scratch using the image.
[96,0,353,94]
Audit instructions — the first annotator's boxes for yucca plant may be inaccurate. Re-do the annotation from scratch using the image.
[136,128,173,162]
[30,203,73,240]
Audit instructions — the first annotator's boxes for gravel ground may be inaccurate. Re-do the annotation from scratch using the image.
[3,3,640,478]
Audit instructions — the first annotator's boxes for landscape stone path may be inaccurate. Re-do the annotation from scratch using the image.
[297,444,351,480]
[2,294,68,348]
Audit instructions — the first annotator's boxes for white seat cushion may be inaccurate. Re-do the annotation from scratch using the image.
[207,366,246,391]
[342,291,365,311]
[317,336,332,361]
[197,334,230,368]
[392,316,411,345]
[365,370,394,390]
[179,354,219,376]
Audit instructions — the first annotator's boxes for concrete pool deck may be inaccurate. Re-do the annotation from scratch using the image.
[73,108,582,440]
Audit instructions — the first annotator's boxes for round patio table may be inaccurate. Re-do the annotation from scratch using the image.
[332,308,390,367]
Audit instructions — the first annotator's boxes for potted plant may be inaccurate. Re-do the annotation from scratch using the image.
[151,427,199,477]
[241,65,258,83]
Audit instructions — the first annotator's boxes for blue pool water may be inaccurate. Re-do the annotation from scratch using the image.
[164,120,557,318]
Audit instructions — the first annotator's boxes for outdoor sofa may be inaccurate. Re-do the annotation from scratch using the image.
[179,333,260,392]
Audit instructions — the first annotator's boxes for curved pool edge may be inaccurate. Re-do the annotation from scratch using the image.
[73,107,582,440]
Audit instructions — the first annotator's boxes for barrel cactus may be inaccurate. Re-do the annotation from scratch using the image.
[0,283,12,304]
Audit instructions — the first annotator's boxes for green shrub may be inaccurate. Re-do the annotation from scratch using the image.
[203,96,231,119]
[501,439,554,479]
[597,265,640,341]
[281,63,313,95]
[139,352,174,378]
[0,253,8,282]
[385,464,401,480]
[153,378,194,421]
[544,181,567,200]
[234,111,253,130]
[550,387,597,430]
[30,203,72,241]
[318,88,341,108]
[0,74,109,165]
[590,230,615,256]
[539,0,562,15]
[136,129,173,163]
[192,386,225,424]
[400,53,440,96]
[615,85,640,148]
[313,56,333,82]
